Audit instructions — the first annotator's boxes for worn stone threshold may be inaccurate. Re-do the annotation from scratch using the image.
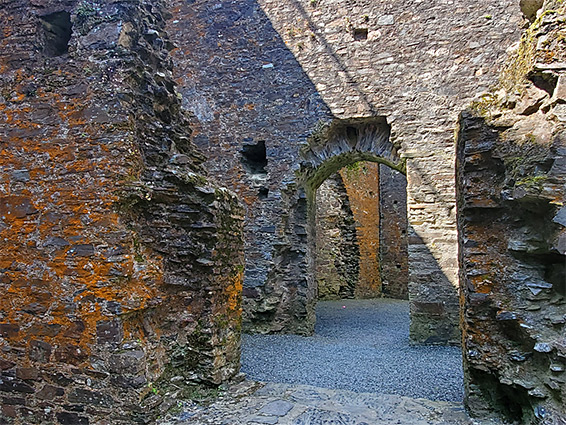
[157,380,509,425]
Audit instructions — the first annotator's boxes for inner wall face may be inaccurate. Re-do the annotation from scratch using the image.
[167,0,522,338]
[315,162,409,301]
[316,173,360,300]
[339,163,382,298]
[379,165,409,299]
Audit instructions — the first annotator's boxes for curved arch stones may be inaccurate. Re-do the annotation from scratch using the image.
[298,117,405,193]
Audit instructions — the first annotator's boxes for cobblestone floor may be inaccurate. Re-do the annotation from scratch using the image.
[158,381,505,425]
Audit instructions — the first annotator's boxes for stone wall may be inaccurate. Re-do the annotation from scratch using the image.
[2,0,564,422]
[167,0,522,341]
[315,162,409,301]
[166,0,329,335]
[457,2,566,422]
[339,162,382,298]
[379,165,409,299]
[315,174,359,299]
[0,1,244,424]
[315,162,408,299]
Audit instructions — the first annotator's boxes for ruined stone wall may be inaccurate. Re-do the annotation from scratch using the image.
[457,2,566,422]
[315,174,359,300]
[166,0,329,334]
[167,0,522,341]
[339,162,381,298]
[0,1,243,424]
[379,165,409,300]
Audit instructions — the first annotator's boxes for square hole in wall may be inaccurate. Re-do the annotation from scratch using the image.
[353,28,368,41]
[241,141,268,175]
[258,187,269,199]
[39,11,72,57]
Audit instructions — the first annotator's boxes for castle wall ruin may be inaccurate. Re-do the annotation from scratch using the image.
[457,2,566,421]
[1,0,564,424]
[0,1,243,423]
[168,0,521,343]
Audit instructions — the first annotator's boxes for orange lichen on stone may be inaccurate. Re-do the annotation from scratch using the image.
[0,63,160,366]
[225,268,244,313]
[339,162,382,298]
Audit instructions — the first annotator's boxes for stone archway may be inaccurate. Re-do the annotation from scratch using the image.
[268,116,459,346]
[300,117,404,191]
[293,117,409,334]
[243,116,461,345]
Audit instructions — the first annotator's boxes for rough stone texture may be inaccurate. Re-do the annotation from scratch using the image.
[315,162,408,301]
[315,174,359,300]
[167,0,522,342]
[157,381,492,425]
[0,1,244,424]
[457,3,566,423]
[379,165,409,299]
[338,162,382,298]
[4,0,566,423]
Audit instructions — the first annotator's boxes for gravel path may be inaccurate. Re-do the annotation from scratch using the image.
[241,299,464,402]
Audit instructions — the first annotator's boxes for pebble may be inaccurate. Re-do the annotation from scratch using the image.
[242,299,464,401]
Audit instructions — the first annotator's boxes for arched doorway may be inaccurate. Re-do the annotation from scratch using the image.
[241,116,460,347]
[241,120,464,397]
[297,117,407,333]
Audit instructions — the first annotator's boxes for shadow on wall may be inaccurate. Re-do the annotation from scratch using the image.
[315,172,361,300]
[379,163,409,300]
[408,225,461,346]
[283,0,379,114]
[167,0,334,336]
[169,0,463,345]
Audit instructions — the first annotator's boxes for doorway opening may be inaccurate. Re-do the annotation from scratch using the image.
[240,116,463,401]
[315,161,408,302]
[241,158,464,400]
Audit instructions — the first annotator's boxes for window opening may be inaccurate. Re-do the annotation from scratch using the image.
[40,11,72,57]
[241,141,268,175]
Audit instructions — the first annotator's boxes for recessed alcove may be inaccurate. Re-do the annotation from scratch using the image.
[241,141,268,175]
[39,11,72,57]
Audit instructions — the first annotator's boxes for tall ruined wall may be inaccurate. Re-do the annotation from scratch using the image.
[0,1,243,424]
[167,0,521,341]
[379,165,409,300]
[457,2,566,422]
[315,174,359,299]
[339,162,381,298]
[166,0,329,334]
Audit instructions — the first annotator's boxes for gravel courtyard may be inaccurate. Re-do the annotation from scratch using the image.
[241,298,464,401]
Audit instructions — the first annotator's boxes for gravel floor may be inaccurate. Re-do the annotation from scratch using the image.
[241,298,464,402]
